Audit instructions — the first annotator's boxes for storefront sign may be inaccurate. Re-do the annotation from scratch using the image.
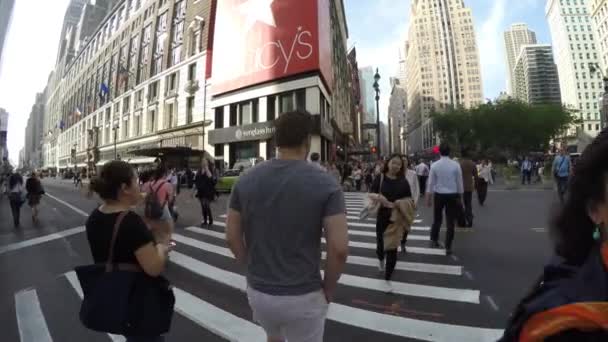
[208,121,276,145]
[211,0,333,95]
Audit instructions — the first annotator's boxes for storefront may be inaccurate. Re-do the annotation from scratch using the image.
[208,121,275,169]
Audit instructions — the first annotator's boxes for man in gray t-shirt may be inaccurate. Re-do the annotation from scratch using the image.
[226,110,349,342]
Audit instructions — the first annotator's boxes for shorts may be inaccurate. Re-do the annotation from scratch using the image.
[246,286,329,342]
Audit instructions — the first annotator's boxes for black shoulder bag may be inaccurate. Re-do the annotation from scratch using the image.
[75,211,175,336]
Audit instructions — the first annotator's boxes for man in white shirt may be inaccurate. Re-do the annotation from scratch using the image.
[415,159,430,195]
[425,143,464,255]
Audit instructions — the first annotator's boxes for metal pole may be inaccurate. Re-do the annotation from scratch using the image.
[376,91,381,158]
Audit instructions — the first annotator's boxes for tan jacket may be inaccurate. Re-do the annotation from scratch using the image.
[383,198,416,250]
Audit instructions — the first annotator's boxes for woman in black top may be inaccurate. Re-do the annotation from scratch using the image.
[86,161,170,342]
[8,172,24,228]
[194,159,217,227]
[25,171,44,223]
[370,154,412,282]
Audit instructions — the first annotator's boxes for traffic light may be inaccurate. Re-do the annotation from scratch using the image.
[371,146,377,154]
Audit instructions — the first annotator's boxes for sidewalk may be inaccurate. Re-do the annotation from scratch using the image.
[491,175,554,191]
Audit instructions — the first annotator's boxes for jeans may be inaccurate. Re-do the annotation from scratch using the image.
[9,196,22,227]
[521,170,532,185]
[556,176,569,202]
[462,191,473,227]
[430,193,459,250]
[125,336,164,342]
[199,197,213,224]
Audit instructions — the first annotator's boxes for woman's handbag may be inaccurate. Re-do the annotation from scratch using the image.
[359,174,384,220]
[75,211,175,336]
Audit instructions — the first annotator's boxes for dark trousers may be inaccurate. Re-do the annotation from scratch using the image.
[199,197,213,224]
[463,191,473,227]
[9,197,22,227]
[385,250,398,280]
[430,193,459,250]
[418,175,428,195]
[556,176,569,202]
[522,170,531,185]
[376,213,398,280]
[355,179,362,191]
[477,179,488,205]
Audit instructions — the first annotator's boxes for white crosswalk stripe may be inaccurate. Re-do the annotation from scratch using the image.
[7,191,502,341]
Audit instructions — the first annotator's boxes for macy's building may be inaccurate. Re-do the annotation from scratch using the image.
[206,0,351,168]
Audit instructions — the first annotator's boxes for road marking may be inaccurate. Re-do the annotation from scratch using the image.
[0,226,85,256]
[176,231,460,275]
[347,221,431,232]
[465,270,474,281]
[45,192,88,217]
[64,272,126,342]
[15,289,53,342]
[451,255,459,262]
[485,295,500,312]
[531,227,546,233]
[170,252,501,341]
[173,287,266,341]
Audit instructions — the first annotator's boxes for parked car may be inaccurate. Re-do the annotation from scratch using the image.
[216,169,241,193]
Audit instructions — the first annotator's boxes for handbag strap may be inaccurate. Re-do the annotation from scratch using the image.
[106,211,129,272]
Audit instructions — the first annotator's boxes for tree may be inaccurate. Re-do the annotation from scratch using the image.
[431,99,578,159]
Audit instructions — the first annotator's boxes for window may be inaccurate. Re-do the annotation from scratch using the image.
[229,104,237,126]
[186,96,194,124]
[139,25,151,82]
[149,81,159,101]
[239,101,252,125]
[152,12,168,75]
[136,89,144,107]
[597,123,601,130]
[280,93,294,113]
[170,0,186,66]
[267,96,276,121]
[123,97,130,113]
[295,89,306,110]
[166,72,178,95]
[134,112,142,136]
[148,109,156,133]
[165,102,176,128]
[123,116,130,140]
[588,123,592,131]
[187,63,197,81]
[215,106,224,128]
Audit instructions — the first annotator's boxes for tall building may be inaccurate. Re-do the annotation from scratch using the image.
[24,91,47,170]
[347,47,363,145]
[207,0,350,165]
[358,66,377,146]
[547,0,603,145]
[405,0,483,153]
[43,0,216,171]
[0,0,15,77]
[588,0,608,128]
[504,23,538,95]
[513,44,562,104]
[388,77,407,154]
[0,108,8,160]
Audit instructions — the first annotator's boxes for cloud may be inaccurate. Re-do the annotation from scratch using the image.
[476,0,508,100]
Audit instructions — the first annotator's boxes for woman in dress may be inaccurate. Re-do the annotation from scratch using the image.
[25,171,45,223]
[194,159,216,227]
[369,154,412,283]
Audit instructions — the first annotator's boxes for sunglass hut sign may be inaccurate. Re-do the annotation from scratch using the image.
[211,0,333,94]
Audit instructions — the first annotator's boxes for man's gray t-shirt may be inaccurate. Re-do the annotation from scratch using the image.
[229,159,345,296]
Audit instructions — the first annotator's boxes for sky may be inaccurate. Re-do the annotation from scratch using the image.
[0,0,553,165]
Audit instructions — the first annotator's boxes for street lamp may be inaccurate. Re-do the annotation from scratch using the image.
[112,121,120,160]
[372,68,381,158]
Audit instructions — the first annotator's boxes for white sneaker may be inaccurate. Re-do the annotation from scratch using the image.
[378,260,385,272]
[384,280,394,294]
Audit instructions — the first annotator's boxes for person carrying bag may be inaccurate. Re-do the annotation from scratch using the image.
[77,160,174,342]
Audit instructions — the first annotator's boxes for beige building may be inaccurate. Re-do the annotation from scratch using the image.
[388,77,407,154]
[504,23,538,95]
[589,0,608,128]
[43,0,215,170]
[405,0,483,154]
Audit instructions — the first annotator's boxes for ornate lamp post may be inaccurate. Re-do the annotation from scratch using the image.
[372,68,381,158]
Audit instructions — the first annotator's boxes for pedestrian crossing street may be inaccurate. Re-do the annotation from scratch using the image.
[10,192,504,342]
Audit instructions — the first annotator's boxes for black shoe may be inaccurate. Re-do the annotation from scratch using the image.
[446,249,453,256]
[400,243,406,254]
[201,221,208,227]
[429,241,440,248]
[209,219,213,226]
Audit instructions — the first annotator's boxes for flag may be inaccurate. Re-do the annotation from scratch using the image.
[99,83,109,102]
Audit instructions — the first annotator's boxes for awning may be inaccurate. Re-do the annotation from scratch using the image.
[126,157,157,165]
[96,160,109,166]
[75,163,87,168]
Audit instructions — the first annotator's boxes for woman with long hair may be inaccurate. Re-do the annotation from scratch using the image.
[26,171,45,223]
[194,159,216,227]
[500,129,608,341]
[142,163,174,244]
[369,154,412,286]
[86,161,170,341]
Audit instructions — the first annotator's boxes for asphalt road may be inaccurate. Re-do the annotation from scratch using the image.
[0,179,557,342]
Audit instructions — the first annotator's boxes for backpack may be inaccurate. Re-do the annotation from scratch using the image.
[144,181,166,220]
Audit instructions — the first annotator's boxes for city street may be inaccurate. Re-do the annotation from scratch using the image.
[0,179,557,342]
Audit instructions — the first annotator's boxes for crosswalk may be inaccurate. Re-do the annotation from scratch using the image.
[8,192,504,342]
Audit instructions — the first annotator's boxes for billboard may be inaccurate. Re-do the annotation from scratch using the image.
[211,0,333,95]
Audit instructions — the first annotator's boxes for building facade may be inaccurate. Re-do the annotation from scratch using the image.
[546,0,603,142]
[504,23,538,95]
[347,47,362,145]
[588,0,608,128]
[388,77,407,154]
[405,0,483,154]
[207,0,350,167]
[513,44,562,104]
[0,0,15,77]
[0,108,7,160]
[43,0,215,171]
[24,91,47,170]
[358,66,377,147]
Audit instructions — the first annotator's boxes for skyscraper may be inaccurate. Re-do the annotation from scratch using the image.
[547,0,603,141]
[405,0,483,153]
[588,0,608,128]
[0,0,15,77]
[513,44,562,105]
[504,23,538,95]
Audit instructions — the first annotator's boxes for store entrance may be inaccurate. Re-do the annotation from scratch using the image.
[229,141,259,169]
